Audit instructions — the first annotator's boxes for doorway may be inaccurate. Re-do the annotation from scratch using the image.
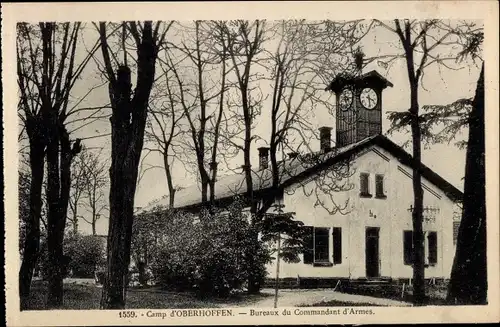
[365,227,380,278]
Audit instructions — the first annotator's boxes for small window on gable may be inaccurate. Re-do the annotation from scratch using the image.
[375,174,386,198]
[360,173,371,197]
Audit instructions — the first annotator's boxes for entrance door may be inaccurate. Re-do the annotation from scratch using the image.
[365,227,380,278]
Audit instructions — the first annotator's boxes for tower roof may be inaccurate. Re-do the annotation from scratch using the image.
[326,70,394,93]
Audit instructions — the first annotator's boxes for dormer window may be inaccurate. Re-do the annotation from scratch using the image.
[360,173,371,197]
[375,174,386,199]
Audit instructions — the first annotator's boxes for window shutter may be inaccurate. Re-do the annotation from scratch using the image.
[428,231,438,265]
[375,174,384,197]
[360,173,370,195]
[333,227,342,264]
[403,230,413,265]
[453,221,460,245]
[303,226,314,264]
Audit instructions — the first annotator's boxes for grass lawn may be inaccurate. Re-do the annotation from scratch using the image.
[24,281,273,310]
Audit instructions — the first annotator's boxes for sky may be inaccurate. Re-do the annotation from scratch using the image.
[18,20,483,236]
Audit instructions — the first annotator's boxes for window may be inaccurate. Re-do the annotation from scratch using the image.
[303,226,332,265]
[360,173,371,197]
[375,174,386,198]
[453,221,460,245]
[403,230,413,265]
[428,231,438,265]
[332,227,342,264]
[403,230,438,266]
[314,228,330,262]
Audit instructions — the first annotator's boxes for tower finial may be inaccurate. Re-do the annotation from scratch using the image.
[353,46,365,75]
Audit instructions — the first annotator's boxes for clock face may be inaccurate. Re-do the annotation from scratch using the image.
[338,88,353,111]
[360,88,378,110]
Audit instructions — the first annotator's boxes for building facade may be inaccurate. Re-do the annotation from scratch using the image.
[265,142,462,281]
[139,69,463,284]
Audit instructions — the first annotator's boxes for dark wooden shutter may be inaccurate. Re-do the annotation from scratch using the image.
[453,221,460,245]
[403,230,413,265]
[360,173,370,195]
[303,226,314,264]
[375,174,384,197]
[428,231,438,265]
[333,227,342,264]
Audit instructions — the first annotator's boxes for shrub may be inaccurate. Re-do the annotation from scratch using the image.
[148,200,269,297]
[64,233,106,278]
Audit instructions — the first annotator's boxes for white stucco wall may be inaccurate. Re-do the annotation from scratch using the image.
[265,145,460,280]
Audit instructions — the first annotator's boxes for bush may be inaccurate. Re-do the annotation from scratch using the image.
[64,233,106,278]
[149,201,269,297]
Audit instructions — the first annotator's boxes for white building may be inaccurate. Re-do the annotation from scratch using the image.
[140,70,462,284]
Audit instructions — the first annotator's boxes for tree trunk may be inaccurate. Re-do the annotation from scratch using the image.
[46,125,78,308]
[100,22,157,309]
[447,64,486,304]
[45,117,64,307]
[164,153,175,208]
[409,79,426,306]
[19,140,45,308]
[244,134,261,294]
[399,31,426,305]
[92,207,97,235]
[72,213,78,234]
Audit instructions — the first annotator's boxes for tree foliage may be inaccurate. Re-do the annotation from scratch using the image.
[135,200,269,297]
[64,233,106,278]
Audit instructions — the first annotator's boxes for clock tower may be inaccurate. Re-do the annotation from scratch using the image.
[326,70,393,147]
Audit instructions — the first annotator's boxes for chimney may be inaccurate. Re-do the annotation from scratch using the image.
[258,147,270,170]
[319,126,333,153]
[288,152,299,159]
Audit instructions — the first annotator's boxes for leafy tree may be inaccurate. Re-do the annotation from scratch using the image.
[258,203,306,308]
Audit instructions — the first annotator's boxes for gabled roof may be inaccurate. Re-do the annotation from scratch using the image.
[139,134,463,214]
[326,70,394,93]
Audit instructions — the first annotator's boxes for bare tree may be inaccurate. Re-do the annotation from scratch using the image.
[156,21,234,208]
[17,22,100,307]
[374,19,483,305]
[80,149,109,235]
[97,21,171,309]
[261,20,369,214]
[67,150,88,235]
[217,19,269,294]
[144,99,183,208]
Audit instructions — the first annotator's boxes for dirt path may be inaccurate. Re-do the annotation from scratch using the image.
[222,288,411,308]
